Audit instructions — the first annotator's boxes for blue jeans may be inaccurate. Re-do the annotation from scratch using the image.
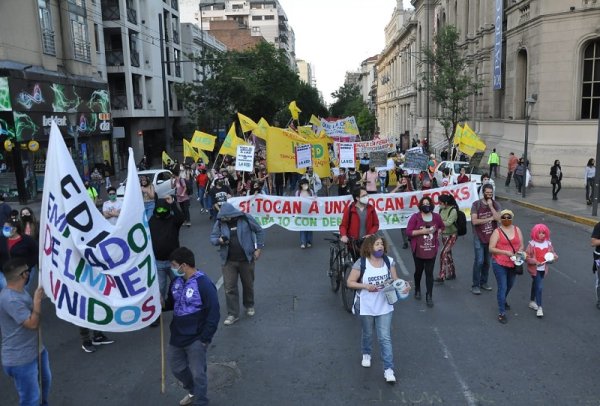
[360,311,394,370]
[472,235,490,288]
[3,349,51,406]
[156,260,173,300]
[0,272,6,290]
[300,231,313,246]
[144,201,155,222]
[530,270,545,307]
[197,186,206,209]
[492,260,517,315]
[169,340,208,406]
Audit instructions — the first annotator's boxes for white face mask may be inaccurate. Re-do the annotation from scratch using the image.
[359,196,369,205]
[302,184,309,190]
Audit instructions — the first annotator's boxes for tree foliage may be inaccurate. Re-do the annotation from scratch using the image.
[329,83,376,138]
[175,42,327,132]
[420,25,482,148]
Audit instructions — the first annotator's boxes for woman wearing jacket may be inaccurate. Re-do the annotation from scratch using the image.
[436,194,458,283]
[406,196,445,307]
[339,187,380,247]
[550,160,563,201]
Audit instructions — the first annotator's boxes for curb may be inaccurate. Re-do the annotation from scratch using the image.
[496,196,597,227]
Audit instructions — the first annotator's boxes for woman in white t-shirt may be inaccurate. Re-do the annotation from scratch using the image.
[346,235,410,383]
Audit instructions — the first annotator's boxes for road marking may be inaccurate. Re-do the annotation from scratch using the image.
[552,267,578,284]
[216,276,223,290]
[383,230,410,276]
[433,327,477,406]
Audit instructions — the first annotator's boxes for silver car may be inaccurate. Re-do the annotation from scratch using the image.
[116,169,176,199]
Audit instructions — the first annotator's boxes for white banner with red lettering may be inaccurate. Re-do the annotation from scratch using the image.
[228,182,479,230]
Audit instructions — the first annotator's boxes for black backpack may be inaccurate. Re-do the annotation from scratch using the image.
[453,206,467,236]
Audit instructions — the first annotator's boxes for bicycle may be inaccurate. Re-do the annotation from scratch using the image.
[340,238,361,313]
[325,233,349,293]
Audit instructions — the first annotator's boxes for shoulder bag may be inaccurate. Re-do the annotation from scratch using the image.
[498,228,523,275]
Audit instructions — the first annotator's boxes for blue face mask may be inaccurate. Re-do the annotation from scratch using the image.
[171,265,184,277]
[373,249,385,258]
[2,226,13,238]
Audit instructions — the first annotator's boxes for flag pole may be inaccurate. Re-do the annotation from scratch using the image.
[37,275,43,404]
[160,313,165,394]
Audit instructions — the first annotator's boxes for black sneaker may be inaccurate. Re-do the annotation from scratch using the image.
[498,314,508,324]
[82,341,97,353]
[504,302,511,310]
[92,334,115,346]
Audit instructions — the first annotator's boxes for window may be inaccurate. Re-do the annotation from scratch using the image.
[232,4,243,10]
[582,39,600,119]
[93,23,100,53]
[264,15,274,20]
[252,15,262,21]
[71,14,91,62]
[38,0,55,55]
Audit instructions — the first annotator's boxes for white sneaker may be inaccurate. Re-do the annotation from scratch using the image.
[384,368,396,383]
[300,244,306,249]
[223,315,239,325]
[246,307,255,317]
[180,393,194,405]
[306,243,312,248]
[536,307,544,318]
[361,354,371,368]
[528,301,539,311]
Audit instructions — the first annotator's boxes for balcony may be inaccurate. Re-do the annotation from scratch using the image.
[73,39,91,62]
[106,49,125,66]
[102,5,120,21]
[133,94,143,109]
[41,29,56,55]
[130,50,140,67]
[127,7,137,24]
[171,0,178,10]
[173,30,179,44]
[111,92,127,110]
[175,64,181,77]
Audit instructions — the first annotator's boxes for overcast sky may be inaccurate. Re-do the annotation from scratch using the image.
[279,0,413,107]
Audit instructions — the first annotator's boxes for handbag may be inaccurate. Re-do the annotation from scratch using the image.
[550,177,557,185]
[499,228,524,275]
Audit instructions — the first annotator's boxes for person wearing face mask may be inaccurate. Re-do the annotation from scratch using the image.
[163,247,220,406]
[339,188,380,257]
[391,177,412,249]
[84,180,99,207]
[19,207,38,240]
[406,196,445,307]
[0,219,38,292]
[359,153,370,174]
[102,187,122,226]
[470,184,501,295]
[550,160,562,200]
[296,179,314,249]
[171,168,191,227]
[301,167,322,195]
[362,165,379,194]
[347,166,362,192]
[209,175,232,219]
[210,203,265,326]
[346,235,409,383]
[336,167,349,196]
[489,209,525,324]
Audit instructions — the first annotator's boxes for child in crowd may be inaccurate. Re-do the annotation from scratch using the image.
[525,224,558,318]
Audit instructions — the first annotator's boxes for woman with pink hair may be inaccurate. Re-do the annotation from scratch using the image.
[525,224,559,318]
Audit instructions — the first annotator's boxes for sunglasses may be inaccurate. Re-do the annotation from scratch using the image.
[501,216,512,220]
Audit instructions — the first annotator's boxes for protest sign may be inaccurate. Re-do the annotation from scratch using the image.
[354,139,393,154]
[39,122,160,332]
[228,182,478,231]
[295,144,312,169]
[338,143,355,168]
[370,151,388,168]
[236,145,255,172]
[404,152,429,171]
[321,117,359,137]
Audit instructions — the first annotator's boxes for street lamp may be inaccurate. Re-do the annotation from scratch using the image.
[522,95,537,198]
[592,107,600,216]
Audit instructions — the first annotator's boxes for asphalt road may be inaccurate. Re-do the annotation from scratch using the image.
[2,200,600,406]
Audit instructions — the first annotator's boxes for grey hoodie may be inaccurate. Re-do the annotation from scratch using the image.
[210,203,265,264]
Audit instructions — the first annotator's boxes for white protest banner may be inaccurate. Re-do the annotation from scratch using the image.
[321,116,359,137]
[338,143,355,168]
[235,144,255,172]
[40,122,160,332]
[295,143,312,169]
[228,182,478,230]
[335,139,392,155]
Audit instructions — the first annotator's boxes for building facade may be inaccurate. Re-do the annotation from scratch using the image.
[296,59,315,87]
[377,0,600,186]
[0,0,111,201]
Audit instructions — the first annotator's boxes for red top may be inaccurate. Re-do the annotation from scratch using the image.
[339,203,379,239]
[7,236,22,252]
[492,227,521,268]
[196,173,209,187]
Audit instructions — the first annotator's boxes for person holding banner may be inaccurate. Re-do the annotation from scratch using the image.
[296,179,314,249]
[339,187,380,250]
[363,166,379,194]
[301,167,322,195]
[0,258,50,406]
[165,247,220,406]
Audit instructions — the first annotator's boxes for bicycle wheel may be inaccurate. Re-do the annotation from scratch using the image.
[329,245,341,292]
[340,263,355,313]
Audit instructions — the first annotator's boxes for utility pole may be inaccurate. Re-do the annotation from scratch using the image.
[159,15,172,156]
[426,0,430,149]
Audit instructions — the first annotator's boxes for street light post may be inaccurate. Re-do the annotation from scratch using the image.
[522,95,537,198]
[592,113,600,216]
[158,15,172,157]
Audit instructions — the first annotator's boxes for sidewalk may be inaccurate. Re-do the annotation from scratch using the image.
[494,178,599,227]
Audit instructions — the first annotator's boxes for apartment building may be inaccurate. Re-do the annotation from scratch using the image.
[296,59,315,87]
[182,0,296,68]
[377,0,600,186]
[0,0,111,201]
[180,23,227,84]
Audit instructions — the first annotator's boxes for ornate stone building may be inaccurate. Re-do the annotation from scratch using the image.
[377,0,600,186]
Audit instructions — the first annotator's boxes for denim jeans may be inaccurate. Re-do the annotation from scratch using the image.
[360,311,394,370]
[156,259,173,300]
[586,178,595,201]
[299,231,313,246]
[3,349,51,406]
[169,340,208,406]
[222,260,255,317]
[0,271,7,290]
[472,235,490,288]
[197,187,206,209]
[144,201,155,222]
[492,260,516,315]
[530,270,545,306]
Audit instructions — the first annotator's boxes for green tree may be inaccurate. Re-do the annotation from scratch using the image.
[420,25,482,149]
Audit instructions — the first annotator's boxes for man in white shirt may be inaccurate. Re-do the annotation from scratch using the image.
[102,187,122,225]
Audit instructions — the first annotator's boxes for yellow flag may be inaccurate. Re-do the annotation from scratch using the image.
[183,139,199,161]
[218,124,249,156]
[288,100,301,120]
[253,117,270,140]
[190,130,216,151]
[162,151,173,165]
[453,124,463,145]
[237,112,259,133]
[461,123,486,151]
[266,127,330,178]
[309,114,321,127]
[298,125,316,138]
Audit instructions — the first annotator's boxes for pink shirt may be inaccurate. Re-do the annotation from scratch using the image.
[364,171,379,192]
[492,227,521,268]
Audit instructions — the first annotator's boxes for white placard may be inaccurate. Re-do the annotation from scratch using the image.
[235,145,255,172]
[295,144,312,169]
[338,143,355,168]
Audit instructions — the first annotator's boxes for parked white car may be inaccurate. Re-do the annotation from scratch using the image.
[433,161,484,187]
[116,169,176,199]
